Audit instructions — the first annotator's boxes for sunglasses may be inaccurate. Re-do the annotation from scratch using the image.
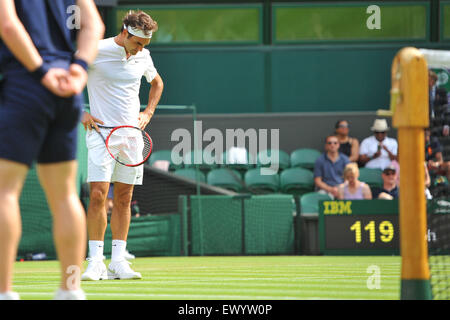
[374,131,387,135]
[383,171,396,175]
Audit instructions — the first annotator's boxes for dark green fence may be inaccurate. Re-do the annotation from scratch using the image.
[184,194,296,256]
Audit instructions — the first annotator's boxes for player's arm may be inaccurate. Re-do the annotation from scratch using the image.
[139,73,164,130]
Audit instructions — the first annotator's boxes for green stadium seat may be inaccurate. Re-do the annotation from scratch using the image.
[183,149,220,170]
[222,149,256,170]
[300,192,333,214]
[257,149,290,170]
[207,168,244,192]
[280,167,314,196]
[244,168,279,193]
[174,168,206,183]
[358,168,383,189]
[147,150,180,170]
[290,148,321,170]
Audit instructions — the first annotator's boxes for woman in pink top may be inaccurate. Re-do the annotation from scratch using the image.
[337,163,372,200]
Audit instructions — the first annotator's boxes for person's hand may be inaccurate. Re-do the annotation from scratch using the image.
[81,111,104,132]
[138,111,152,130]
[372,151,381,159]
[330,186,339,198]
[63,63,88,95]
[40,68,73,97]
[378,192,393,200]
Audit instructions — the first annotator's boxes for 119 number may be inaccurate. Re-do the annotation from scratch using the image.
[350,220,394,243]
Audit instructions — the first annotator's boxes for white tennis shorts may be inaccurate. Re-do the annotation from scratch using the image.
[86,129,143,185]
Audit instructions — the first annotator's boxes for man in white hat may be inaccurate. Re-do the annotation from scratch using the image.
[359,119,398,170]
[80,10,164,281]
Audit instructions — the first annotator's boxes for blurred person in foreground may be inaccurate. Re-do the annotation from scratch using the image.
[0,0,104,300]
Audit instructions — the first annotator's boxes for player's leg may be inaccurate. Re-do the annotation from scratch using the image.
[85,127,114,262]
[110,182,134,241]
[107,182,141,279]
[36,161,86,295]
[0,159,28,298]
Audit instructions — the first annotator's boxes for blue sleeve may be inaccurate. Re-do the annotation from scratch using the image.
[313,158,322,178]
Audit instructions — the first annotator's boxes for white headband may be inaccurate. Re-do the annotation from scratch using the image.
[124,24,152,39]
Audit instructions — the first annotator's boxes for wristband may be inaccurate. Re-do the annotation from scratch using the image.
[30,62,50,81]
[72,57,89,71]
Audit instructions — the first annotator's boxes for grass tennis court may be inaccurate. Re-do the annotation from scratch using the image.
[13,256,401,300]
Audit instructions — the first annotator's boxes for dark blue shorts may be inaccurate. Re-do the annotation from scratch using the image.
[0,60,82,167]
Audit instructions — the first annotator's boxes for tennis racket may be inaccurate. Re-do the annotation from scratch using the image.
[92,125,153,167]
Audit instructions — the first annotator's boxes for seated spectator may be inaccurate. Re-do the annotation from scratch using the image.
[314,135,350,199]
[429,70,448,120]
[425,127,450,180]
[371,165,399,200]
[335,120,360,162]
[359,119,398,170]
[424,162,432,200]
[337,163,372,200]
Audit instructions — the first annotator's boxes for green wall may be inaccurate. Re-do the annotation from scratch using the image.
[144,45,405,113]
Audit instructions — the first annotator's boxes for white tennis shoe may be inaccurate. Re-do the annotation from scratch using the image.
[0,291,20,300]
[54,289,86,300]
[124,249,135,260]
[108,260,142,280]
[81,257,108,281]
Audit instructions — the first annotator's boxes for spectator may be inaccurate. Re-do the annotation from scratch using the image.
[359,119,398,170]
[337,163,372,200]
[425,127,450,180]
[314,135,350,199]
[429,70,448,120]
[335,120,360,162]
[424,162,432,200]
[371,165,399,200]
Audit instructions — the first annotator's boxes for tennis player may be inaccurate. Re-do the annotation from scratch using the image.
[0,0,104,300]
[81,10,164,281]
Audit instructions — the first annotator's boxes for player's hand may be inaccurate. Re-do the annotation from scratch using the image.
[41,68,74,97]
[138,111,152,130]
[81,111,104,132]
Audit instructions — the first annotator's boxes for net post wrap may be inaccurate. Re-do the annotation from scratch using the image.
[385,47,432,299]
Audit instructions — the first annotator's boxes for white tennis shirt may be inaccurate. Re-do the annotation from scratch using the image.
[87,37,158,127]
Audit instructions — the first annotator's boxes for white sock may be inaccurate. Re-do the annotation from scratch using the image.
[88,240,104,261]
[111,240,127,262]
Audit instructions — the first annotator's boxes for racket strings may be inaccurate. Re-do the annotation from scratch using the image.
[106,127,152,166]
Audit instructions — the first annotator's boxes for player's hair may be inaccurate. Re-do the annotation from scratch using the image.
[122,10,158,38]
